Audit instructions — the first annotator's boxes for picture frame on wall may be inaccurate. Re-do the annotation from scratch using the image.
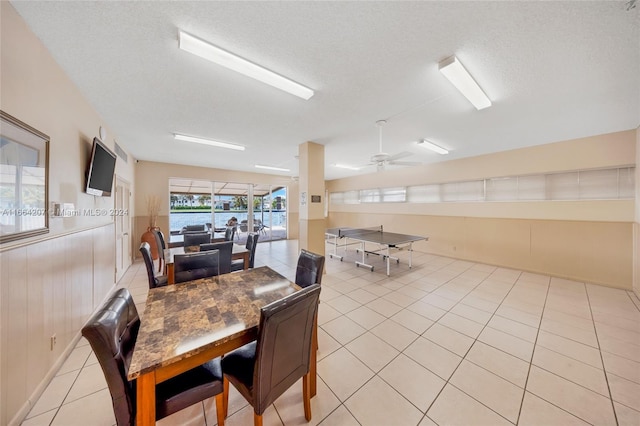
[0,110,49,243]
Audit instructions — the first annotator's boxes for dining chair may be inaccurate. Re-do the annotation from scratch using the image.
[200,241,233,274]
[231,232,259,272]
[295,249,325,355]
[174,250,220,283]
[183,232,211,247]
[82,288,225,426]
[182,224,206,232]
[140,242,168,289]
[151,228,167,273]
[221,284,321,426]
[224,226,236,241]
[295,249,325,288]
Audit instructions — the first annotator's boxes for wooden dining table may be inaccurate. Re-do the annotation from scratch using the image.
[127,266,318,426]
[164,244,249,284]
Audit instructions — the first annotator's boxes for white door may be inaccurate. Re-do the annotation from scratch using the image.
[115,177,131,282]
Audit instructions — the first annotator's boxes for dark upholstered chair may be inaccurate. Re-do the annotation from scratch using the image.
[231,233,259,272]
[81,288,225,426]
[224,226,236,241]
[151,229,167,273]
[238,220,248,235]
[182,224,206,233]
[183,232,210,247]
[295,249,325,288]
[199,241,233,275]
[295,249,325,355]
[221,284,321,426]
[174,250,220,283]
[140,242,168,289]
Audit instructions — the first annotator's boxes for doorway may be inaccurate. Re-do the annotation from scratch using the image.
[115,176,131,282]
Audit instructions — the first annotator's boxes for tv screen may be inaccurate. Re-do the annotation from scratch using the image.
[86,137,116,196]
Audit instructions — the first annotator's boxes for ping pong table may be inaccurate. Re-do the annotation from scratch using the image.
[325,226,428,276]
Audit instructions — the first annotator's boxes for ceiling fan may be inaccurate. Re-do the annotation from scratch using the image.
[366,120,420,171]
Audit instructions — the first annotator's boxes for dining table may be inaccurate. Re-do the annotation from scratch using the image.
[164,244,249,284]
[127,266,318,426]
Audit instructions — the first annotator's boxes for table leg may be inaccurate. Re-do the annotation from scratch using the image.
[167,263,175,285]
[136,371,156,426]
[243,252,249,270]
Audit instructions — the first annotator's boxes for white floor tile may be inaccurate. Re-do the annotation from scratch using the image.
[427,384,512,426]
[317,347,374,402]
[345,376,423,426]
[378,353,446,412]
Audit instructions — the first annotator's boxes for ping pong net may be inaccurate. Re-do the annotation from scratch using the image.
[337,226,383,238]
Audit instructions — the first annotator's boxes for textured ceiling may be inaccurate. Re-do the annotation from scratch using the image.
[10,1,640,180]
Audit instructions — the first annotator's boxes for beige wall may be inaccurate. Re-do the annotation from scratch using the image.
[327,130,636,290]
[134,160,297,254]
[0,4,135,424]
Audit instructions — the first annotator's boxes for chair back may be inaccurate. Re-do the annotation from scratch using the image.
[151,229,166,272]
[183,224,205,232]
[81,288,139,426]
[183,232,210,247]
[295,249,325,288]
[252,284,321,415]
[200,241,233,274]
[239,220,248,233]
[140,242,161,289]
[246,232,259,268]
[224,226,236,241]
[174,250,220,283]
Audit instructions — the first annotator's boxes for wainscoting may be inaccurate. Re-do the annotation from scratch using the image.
[0,224,116,425]
[327,212,633,290]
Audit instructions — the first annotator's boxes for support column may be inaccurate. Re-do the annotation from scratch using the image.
[298,141,325,257]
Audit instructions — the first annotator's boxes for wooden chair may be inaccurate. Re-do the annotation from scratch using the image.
[231,232,259,272]
[82,288,225,426]
[174,250,220,283]
[221,284,321,426]
[183,232,210,247]
[200,241,233,274]
[139,242,168,289]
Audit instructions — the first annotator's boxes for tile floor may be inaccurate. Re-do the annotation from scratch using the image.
[21,239,640,426]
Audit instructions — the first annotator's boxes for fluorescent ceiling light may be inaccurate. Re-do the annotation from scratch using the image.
[174,133,245,151]
[417,139,449,155]
[438,55,491,110]
[255,164,290,172]
[179,30,314,100]
[333,164,361,171]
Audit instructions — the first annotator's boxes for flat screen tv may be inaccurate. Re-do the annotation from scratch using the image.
[85,137,116,196]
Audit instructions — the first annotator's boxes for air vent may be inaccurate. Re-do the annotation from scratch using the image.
[114,141,128,163]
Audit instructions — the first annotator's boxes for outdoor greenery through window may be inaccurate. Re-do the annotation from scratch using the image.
[168,179,287,244]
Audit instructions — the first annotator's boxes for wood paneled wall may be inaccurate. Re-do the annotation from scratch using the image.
[0,224,116,425]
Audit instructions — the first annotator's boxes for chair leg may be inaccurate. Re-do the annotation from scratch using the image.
[303,372,312,421]
[223,377,229,418]
[215,393,225,426]
[253,412,263,426]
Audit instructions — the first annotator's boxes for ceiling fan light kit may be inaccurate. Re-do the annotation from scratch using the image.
[439,55,492,110]
[417,139,449,155]
[178,30,314,100]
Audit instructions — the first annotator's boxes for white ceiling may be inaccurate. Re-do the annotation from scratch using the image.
[10,1,640,180]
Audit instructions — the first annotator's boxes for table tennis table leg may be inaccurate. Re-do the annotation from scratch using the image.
[355,241,374,271]
[409,242,413,269]
[328,233,343,261]
[386,245,390,276]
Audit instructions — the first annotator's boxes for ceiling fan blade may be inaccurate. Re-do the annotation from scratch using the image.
[388,161,422,166]
[386,151,413,161]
